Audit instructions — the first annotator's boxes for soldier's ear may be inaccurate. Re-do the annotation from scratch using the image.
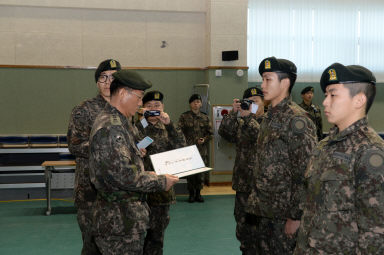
[352,92,367,112]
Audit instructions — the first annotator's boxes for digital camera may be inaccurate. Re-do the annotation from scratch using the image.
[240,99,254,110]
[144,110,161,118]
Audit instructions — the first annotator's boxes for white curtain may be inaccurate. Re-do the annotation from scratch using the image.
[248,0,384,82]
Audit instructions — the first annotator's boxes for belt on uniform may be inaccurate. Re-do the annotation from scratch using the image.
[97,191,147,203]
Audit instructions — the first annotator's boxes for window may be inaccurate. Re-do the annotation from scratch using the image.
[248,0,384,82]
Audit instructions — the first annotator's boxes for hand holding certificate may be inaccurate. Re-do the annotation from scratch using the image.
[150,145,212,178]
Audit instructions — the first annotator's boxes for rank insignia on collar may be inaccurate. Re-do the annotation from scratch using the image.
[328,69,337,81]
[110,60,117,68]
[265,60,271,69]
[110,115,121,125]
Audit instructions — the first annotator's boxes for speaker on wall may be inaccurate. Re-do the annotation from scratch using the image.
[222,50,238,61]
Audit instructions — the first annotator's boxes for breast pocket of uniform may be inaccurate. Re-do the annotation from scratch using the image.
[320,159,354,212]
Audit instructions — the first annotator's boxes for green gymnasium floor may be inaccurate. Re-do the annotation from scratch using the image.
[0,195,240,255]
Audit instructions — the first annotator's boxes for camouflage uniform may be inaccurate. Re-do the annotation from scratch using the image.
[218,111,262,254]
[89,103,167,255]
[298,101,323,140]
[294,117,384,254]
[178,110,213,191]
[135,120,186,255]
[67,94,107,255]
[247,97,317,254]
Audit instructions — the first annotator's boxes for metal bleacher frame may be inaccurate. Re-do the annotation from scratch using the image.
[0,135,73,190]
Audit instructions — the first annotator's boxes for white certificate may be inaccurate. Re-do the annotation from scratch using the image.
[149,145,212,178]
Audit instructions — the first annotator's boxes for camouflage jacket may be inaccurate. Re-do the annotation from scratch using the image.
[135,119,186,205]
[178,110,213,164]
[295,117,384,254]
[247,97,317,220]
[89,103,167,236]
[218,111,262,192]
[67,94,107,206]
[299,101,323,140]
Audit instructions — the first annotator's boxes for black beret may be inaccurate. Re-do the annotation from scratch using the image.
[320,63,376,92]
[301,86,314,95]
[94,59,121,82]
[112,70,152,91]
[259,56,297,76]
[243,87,263,99]
[189,94,202,103]
[142,91,164,104]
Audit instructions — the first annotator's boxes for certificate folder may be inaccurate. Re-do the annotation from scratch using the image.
[149,145,212,178]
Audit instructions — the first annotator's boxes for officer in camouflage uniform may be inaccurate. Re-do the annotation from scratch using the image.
[246,57,317,254]
[178,94,213,203]
[89,70,179,255]
[298,86,323,140]
[295,63,384,254]
[135,90,186,255]
[218,87,264,255]
[67,59,121,255]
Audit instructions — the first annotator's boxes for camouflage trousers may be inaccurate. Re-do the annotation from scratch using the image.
[247,215,297,255]
[234,192,258,255]
[187,173,204,191]
[143,204,171,255]
[76,204,101,255]
[95,233,146,255]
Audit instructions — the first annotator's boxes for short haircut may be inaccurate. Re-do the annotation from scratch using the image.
[343,82,376,114]
[276,72,297,94]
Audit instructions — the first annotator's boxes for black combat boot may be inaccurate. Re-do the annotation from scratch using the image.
[188,190,195,203]
[195,189,204,203]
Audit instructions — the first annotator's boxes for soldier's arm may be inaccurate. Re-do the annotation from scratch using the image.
[202,115,213,143]
[67,105,91,158]
[287,116,317,220]
[90,127,166,193]
[218,111,239,143]
[240,114,260,142]
[165,121,187,149]
[356,147,384,253]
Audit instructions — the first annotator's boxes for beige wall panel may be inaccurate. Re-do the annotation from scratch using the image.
[0,32,15,64]
[82,34,147,67]
[15,32,82,65]
[210,35,247,66]
[13,7,82,34]
[210,1,247,36]
[82,9,146,37]
[90,0,146,10]
[0,6,15,32]
[145,0,205,12]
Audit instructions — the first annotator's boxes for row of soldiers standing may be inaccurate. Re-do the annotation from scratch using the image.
[67,59,213,255]
[218,56,384,254]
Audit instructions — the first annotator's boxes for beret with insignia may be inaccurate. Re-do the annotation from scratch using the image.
[143,90,164,104]
[243,87,264,99]
[301,86,314,95]
[320,63,376,92]
[258,56,297,76]
[95,59,121,82]
[189,94,202,103]
[111,70,152,91]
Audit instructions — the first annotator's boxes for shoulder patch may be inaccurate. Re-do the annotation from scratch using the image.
[363,150,384,170]
[291,116,307,134]
[110,115,122,126]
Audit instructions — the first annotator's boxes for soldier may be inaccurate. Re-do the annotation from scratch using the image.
[178,94,213,203]
[67,59,121,255]
[246,57,317,254]
[89,70,179,255]
[298,86,323,140]
[135,90,186,255]
[218,87,264,254]
[294,63,384,254]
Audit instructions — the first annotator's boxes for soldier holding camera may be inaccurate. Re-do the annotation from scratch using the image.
[299,86,323,140]
[218,87,264,254]
[135,90,186,255]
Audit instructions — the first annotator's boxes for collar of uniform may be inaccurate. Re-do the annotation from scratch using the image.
[190,110,201,117]
[328,117,368,143]
[96,93,107,103]
[267,97,291,117]
[106,103,130,128]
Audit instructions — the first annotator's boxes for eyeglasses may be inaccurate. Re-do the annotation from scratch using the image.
[126,89,144,100]
[98,74,114,83]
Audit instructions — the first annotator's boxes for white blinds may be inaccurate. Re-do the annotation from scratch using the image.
[248,0,384,82]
